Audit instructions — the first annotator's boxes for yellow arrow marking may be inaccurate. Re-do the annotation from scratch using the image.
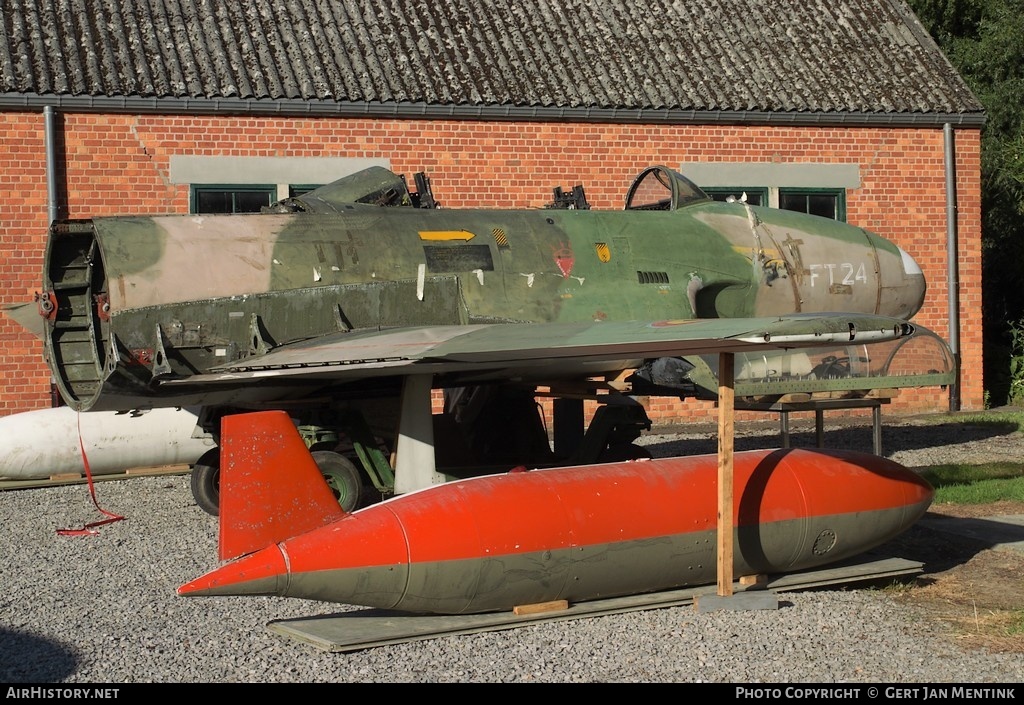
[419,230,476,241]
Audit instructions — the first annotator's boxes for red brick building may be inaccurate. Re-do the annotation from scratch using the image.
[0,1,985,424]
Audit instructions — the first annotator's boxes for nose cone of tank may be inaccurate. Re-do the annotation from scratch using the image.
[901,466,935,525]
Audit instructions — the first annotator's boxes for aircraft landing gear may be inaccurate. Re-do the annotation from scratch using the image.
[189,447,367,517]
[310,450,365,513]
[189,448,221,517]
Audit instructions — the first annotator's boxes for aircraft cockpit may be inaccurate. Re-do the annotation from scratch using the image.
[624,165,711,211]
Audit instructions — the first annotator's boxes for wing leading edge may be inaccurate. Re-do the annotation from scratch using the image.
[160,313,914,391]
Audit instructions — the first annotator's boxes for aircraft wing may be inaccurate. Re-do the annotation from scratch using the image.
[160,313,912,392]
[153,312,919,497]
[0,301,44,340]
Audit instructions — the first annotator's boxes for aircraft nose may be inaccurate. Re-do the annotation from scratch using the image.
[875,244,926,319]
[897,246,923,278]
[896,246,927,318]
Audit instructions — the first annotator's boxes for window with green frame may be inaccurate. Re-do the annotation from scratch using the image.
[289,184,323,198]
[702,186,847,221]
[779,188,846,221]
[191,185,276,214]
[702,187,768,206]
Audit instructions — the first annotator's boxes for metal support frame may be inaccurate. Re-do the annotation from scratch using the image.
[736,398,890,455]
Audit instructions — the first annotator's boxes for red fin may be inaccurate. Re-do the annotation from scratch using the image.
[219,410,346,561]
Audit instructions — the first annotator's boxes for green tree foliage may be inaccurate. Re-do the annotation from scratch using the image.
[909,0,1024,403]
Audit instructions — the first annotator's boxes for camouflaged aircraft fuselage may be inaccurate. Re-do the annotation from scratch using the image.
[41,166,926,411]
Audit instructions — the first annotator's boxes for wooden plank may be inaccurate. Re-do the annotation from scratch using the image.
[267,555,924,653]
[513,600,569,616]
[125,464,190,476]
[0,465,189,491]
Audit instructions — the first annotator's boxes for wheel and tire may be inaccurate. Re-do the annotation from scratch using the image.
[189,448,366,516]
[310,450,365,513]
[190,448,222,517]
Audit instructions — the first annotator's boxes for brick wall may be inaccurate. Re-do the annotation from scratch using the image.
[0,112,982,422]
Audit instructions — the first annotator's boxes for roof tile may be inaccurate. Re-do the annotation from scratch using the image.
[0,0,983,114]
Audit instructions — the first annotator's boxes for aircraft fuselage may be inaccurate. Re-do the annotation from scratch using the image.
[41,168,925,413]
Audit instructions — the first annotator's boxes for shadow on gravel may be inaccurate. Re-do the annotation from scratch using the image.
[643,418,1020,459]
[879,512,1024,584]
[0,627,78,682]
[874,419,1021,456]
[877,520,994,580]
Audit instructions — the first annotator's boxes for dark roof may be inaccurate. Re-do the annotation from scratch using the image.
[0,0,984,125]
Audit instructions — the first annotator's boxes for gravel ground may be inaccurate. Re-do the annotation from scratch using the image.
[2,412,1023,683]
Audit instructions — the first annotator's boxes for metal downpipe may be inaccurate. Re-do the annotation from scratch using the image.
[944,122,961,411]
[44,105,59,224]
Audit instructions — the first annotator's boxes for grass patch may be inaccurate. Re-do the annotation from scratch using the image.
[921,462,1024,504]
[1006,611,1024,637]
[921,409,1024,431]
[912,408,1024,503]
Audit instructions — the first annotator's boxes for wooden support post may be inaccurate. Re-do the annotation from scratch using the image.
[717,351,735,597]
[698,354,783,613]
[872,404,883,455]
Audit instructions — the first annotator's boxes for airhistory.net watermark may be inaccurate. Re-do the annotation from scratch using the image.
[5,688,119,699]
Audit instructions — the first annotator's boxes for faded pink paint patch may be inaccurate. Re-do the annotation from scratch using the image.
[552,242,574,277]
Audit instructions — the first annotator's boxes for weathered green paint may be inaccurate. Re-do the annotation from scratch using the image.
[42,166,928,412]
